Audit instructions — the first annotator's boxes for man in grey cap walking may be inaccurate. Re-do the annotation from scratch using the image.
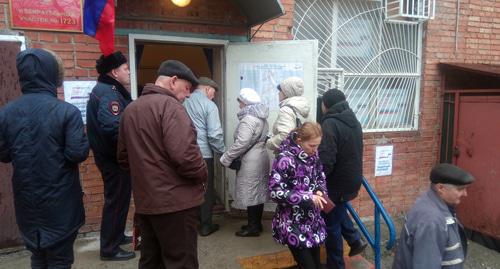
[117,60,207,269]
[392,163,474,269]
[184,77,225,236]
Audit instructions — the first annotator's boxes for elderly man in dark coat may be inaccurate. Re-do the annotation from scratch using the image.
[118,60,207,269]
[0,48,89,269]
[393,163,474,269]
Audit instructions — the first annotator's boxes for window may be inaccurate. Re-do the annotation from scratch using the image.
[294,0,423,131]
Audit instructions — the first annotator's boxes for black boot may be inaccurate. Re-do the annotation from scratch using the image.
[240,204,264,232]
[235,205,262,237]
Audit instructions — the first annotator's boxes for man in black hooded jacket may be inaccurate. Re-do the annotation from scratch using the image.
[86,51,135,261]
[318,88,367,269]
[0,48,89,269]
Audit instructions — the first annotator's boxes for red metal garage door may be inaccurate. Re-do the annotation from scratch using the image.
[454,94,500,240]
[0,40,23,248]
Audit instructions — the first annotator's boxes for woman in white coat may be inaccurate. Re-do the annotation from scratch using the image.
[266,77,311,152]
[220,88,270,237]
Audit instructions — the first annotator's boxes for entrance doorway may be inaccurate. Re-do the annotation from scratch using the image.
[0,36,25,248]
[129,35,228,210]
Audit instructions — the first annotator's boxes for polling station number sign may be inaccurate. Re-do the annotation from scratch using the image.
[10,0,83,32]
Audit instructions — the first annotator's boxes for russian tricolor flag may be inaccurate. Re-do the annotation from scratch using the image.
[83,0,115,56]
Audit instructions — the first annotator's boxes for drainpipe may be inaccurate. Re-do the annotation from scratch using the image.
[455,0,460,55]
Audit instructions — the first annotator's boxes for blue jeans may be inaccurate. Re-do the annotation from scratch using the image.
[322,202,361,269]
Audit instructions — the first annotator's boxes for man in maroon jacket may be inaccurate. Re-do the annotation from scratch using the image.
[117,60,207,269]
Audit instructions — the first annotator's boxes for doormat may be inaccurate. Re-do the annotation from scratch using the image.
[238,246,330,269]
[238,245,373,269]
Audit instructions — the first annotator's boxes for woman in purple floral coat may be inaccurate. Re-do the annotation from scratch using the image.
[269,122,328,269]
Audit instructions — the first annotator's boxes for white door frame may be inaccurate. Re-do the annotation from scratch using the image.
[127,34,230,209]
[128,34,228,100]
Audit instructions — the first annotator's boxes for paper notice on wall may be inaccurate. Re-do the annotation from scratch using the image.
[239,63,304,111]
[63,81,96,124]
[375,145,393,177]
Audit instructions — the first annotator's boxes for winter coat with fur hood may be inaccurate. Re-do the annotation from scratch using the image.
[267,96,310,151]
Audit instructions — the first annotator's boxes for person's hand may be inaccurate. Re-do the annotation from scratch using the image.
[315,190,324,197]
[312,194,327,210]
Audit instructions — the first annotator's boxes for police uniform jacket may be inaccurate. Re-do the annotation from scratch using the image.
[0,49,89,249]
[392,189,468,269]
[86,75,131,159]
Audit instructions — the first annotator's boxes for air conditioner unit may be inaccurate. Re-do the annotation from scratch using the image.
[385,0,435,23]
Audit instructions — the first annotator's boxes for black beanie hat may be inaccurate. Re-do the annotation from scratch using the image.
[96,51,127,75]
[322,88,346,109]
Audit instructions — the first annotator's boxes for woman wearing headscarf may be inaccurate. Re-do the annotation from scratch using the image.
[220,88,270,237]
[267,77,311,152]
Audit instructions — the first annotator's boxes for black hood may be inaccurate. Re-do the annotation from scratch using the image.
[322,100,360,128]
[16,49,59,97]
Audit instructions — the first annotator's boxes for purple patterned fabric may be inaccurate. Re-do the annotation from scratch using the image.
[269,132,328,248]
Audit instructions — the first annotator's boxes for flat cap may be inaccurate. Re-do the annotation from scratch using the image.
[198,77,219,91]
[158,60,198,87]
[96,51,127,75]
[430,163,474,185]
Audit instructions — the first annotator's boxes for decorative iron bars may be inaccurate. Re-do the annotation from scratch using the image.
[293,0,422,131]
[317,68,344,96]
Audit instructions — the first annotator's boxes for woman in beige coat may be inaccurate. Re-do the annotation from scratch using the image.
[266,77,311,152]
[221,88,270,237]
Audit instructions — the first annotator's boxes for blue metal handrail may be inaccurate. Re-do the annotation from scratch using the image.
[345,176,396,269]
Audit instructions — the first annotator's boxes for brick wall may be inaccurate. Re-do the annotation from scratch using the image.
[2,0,496,234]
[0,0,248,234]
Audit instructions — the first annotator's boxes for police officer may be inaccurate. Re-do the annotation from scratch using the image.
[86,51,135,261]
[392,163,474,269]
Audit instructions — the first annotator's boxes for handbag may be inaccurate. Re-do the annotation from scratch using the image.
[228,122,267,171]
[228,142,256,171]
[229,157,242,170]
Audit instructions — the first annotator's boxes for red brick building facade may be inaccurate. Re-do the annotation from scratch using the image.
[0,0,498,237]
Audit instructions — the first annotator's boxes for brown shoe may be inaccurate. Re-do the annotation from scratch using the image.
[348,240,368,256]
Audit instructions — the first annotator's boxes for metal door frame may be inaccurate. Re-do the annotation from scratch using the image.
[440,89,500,165]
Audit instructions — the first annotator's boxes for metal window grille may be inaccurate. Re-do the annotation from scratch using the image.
[293,0,423,131]
[317,68,344,96]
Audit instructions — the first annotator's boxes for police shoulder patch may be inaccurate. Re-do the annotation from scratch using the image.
[109,101,121,116]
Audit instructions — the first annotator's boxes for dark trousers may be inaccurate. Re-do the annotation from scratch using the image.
[199,158,214,227]
[323,201,361,269]
[27,232,78,269]
[136,207,199,269]
[247,204,264,228]
[95,155,132,256]
[288,246,322,269]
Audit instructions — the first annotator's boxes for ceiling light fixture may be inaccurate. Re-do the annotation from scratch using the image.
[171,0,191,8]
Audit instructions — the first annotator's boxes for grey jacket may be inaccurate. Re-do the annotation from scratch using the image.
[184,89,225,158]
[393,189,468,269]
[221,103,270,208]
